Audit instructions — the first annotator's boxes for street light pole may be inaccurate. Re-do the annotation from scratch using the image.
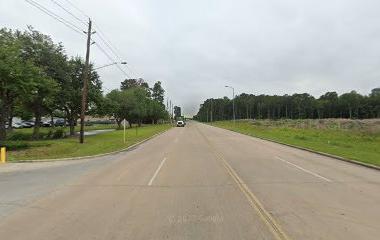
[94,61,127,70]
[225,85,235,124]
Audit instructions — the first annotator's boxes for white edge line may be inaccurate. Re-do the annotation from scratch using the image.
[276,156,332,182]
[148,157,167,186]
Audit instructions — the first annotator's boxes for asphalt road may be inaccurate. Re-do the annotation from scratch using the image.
[0,121,379,240]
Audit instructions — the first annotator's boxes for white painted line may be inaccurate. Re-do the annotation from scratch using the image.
[276,156,332,182]
[148,157,167,186]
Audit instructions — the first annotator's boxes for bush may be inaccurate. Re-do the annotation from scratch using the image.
[52,128,66,139]
[7,132,32,141]
[3,141,30,150]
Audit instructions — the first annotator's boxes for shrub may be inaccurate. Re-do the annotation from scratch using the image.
[52,128,66,139]
[3,141,30,150]
[7,132,31,141]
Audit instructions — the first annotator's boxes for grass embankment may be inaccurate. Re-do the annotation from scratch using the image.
[6,124,172,161]
[211,119,380,166]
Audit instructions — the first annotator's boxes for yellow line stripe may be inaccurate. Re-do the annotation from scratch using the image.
[196,125,291,240]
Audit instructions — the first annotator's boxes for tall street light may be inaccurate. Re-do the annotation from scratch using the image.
[225,85,235,124]
[79,61,127,144]
[94,61,127,70]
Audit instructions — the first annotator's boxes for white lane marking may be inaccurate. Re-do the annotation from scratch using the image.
[148,157,167,186]
[275,156,332,182]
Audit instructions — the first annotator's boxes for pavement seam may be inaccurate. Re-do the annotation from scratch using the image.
[195,125,291,240]
[8,127,173,163]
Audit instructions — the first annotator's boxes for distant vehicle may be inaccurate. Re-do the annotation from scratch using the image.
[54,119,66,127]
[176,120,185,127]
[5,122,23,129]
[21,121,34,128]
[41,121,52,127]
[12,122,23,129]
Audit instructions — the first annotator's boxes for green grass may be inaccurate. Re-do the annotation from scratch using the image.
[6,124,172,161]
[211,120,380,166]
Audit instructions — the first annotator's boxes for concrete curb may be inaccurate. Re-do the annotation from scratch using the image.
[206,123,380,171]
[10,127,173,163]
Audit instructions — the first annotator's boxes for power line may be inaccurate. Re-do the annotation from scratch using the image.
[94,42,131,78]
[25,0,85,35]
[62,0,90,18]
[93,23,122,59]
[31,0,141,80]
[59,0,141,79]
[92,24,139,78]
[49,0,87,26]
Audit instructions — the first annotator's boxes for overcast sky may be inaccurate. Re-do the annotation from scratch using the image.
[1,0,380,115]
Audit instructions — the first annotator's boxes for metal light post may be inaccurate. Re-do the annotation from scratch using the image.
[225,85,235,124]
[80,61,127,144]
[94,61,127,70]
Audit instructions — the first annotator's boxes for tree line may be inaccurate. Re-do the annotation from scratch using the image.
[102,78,168,128]
[194,89,380,122]
[0,27,168,142]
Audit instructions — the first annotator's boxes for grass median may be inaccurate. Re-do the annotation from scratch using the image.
[6,124,172,161]
[210,119,380,166]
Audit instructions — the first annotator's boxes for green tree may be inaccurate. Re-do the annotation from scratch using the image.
[58,57,102,135]
[120,78,149,91]
[152,81,165,104]
[0,28,42,140]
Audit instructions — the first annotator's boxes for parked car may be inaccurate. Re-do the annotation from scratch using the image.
[176,120,185,127]
[12,122,23,129]
[41,121,52,127]
[54,119,66,127]
[21,121,34,128]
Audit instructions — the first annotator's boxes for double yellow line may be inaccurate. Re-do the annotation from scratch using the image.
[196,126,291,240]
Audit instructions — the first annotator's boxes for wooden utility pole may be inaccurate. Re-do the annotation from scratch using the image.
[80,19,93,144]
[210,99,213,122]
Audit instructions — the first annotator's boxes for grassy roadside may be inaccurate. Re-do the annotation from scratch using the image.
[6,124,172,161]
[210,120,380,166]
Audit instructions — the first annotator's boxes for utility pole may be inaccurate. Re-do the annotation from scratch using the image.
[169,100,172,124]
[80,19,93,144]
[225,86,236,124]
[210,99,213,122]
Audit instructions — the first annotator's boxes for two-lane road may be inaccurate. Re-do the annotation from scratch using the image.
[0,121,379,239]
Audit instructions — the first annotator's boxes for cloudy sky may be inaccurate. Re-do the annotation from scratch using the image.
[1,0,380,115]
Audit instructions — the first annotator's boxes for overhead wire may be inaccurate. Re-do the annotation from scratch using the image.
[60,0,138,79]
[24,0,85,35]
[27,0,140,80]
[93,42,131,78]
[49,0,88,26]
[92,23,140,79]
[61,0,90,19]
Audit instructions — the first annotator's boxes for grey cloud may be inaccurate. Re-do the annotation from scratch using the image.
[1,0,380,115]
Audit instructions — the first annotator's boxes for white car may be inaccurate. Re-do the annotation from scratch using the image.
[176,120,185,127]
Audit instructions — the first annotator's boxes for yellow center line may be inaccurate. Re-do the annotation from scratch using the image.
[196,125,291,240]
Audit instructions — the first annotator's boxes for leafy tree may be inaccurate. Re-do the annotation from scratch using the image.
[59,57,102,135]
[152,81,165,104]
[120,78,149,91]
[0,28,42,140]
[195,89,379,121]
